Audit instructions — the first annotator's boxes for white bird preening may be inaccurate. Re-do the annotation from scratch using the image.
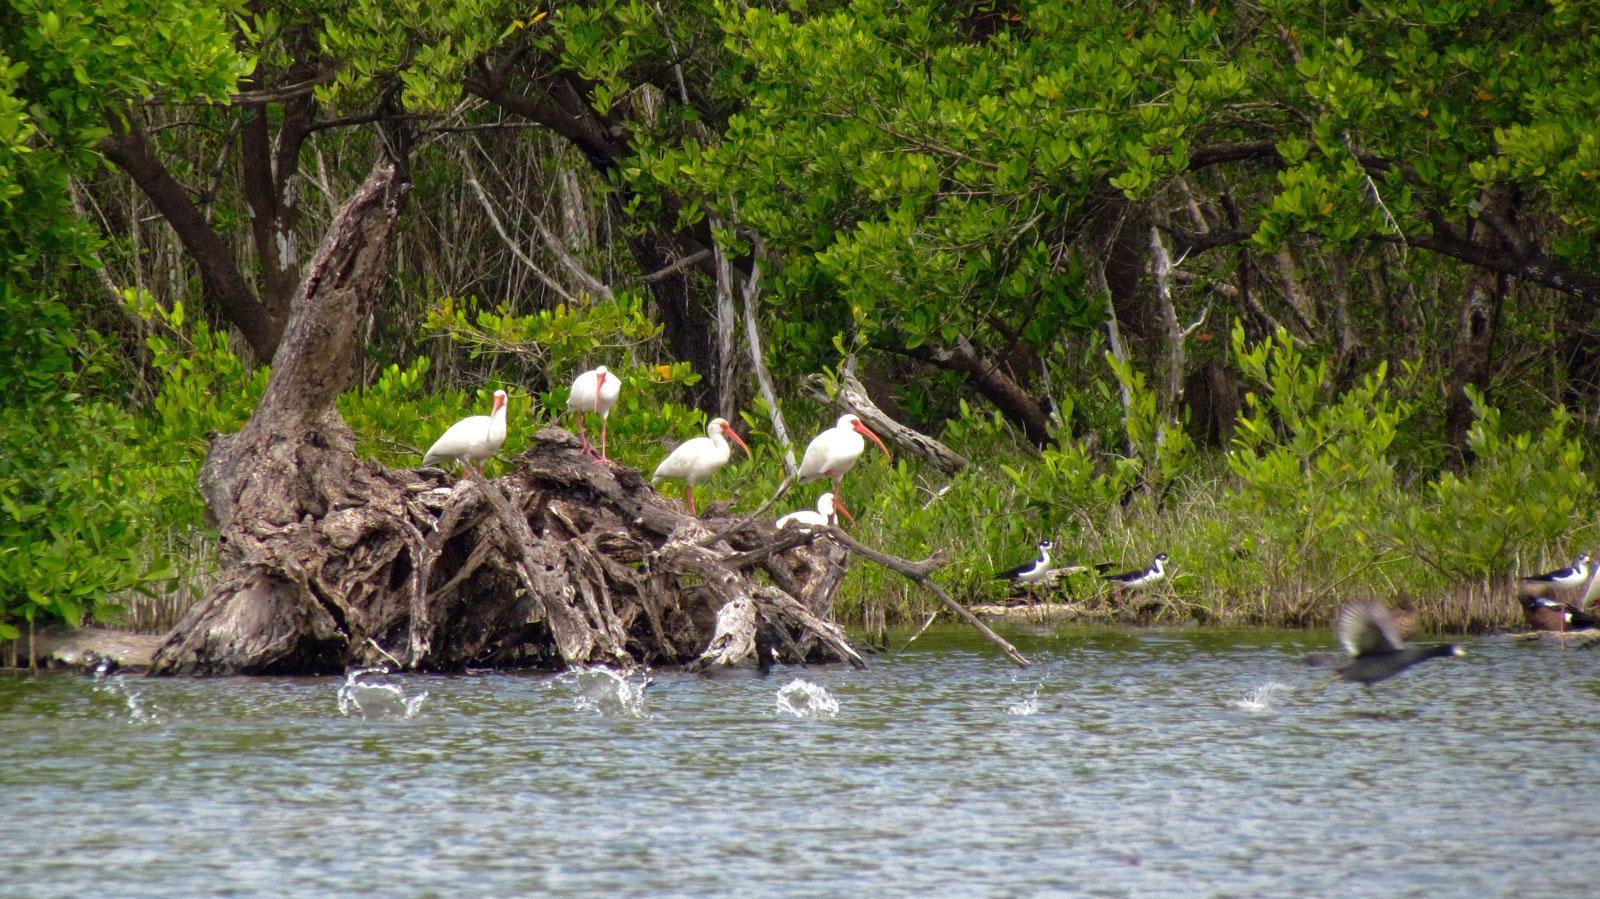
[567,366,622,462]
[422,389,508,479]
[776,492,856,530]
[797,414,891,509]
[651,417,752,515]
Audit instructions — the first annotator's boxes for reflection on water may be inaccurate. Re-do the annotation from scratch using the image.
[5,625,1600,896]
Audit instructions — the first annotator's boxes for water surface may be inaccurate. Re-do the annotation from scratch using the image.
[4,626,1597,897]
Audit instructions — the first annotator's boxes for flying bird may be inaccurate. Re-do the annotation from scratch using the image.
[1307,601,1464,685]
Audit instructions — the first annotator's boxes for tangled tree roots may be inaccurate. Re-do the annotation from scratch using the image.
[149,157,1026,676]
[151,426,860,675]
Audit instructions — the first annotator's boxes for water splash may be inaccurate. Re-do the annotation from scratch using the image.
[1007,685,1043,716]
[1230,681,1291,713]
[775,679,839,719]
[336,668,428,719]
[561,666,652,718]
[91,664,159,724]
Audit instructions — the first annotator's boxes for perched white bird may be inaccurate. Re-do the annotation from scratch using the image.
[651,417,752,515]
[567,366,622,461]
[422,389,508,479]
[797,414,891,508]
[776,492,856,530]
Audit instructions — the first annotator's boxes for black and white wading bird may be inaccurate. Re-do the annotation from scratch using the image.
[996,539,1054,598]
[1519,554,1591,598]
[1103,553,1168,595]
[1307,601,1464,686]
[1517,595,1596,633]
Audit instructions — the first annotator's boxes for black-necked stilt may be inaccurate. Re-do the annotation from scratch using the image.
[1517,595,1596,632]
[996,539,1054,590]
[1519,554,1591,597]
[1103,553,1168,594]
[1307,601,1464,685]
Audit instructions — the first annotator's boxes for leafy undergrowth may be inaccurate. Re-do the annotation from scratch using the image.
[6,303,1590,640]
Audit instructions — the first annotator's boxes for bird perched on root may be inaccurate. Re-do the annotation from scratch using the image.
[651,417,751,516]
[1518,554,1591,599]
[797,414,891,512]
[422,389,508,481]
[776,492,856,530]
[1517,595,1596,632]
[567,365,622,462]
[1307,601,1464,686]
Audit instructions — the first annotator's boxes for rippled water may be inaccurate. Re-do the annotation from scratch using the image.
[4,626,1598,897]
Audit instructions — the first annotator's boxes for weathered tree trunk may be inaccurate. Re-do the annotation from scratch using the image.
[150,159,863,676]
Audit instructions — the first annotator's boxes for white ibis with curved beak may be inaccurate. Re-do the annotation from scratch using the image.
[422,389,508,479]
[567,366,622,461]
[797,413,891,508]
[776,491,857,530]
[651,417,752,515]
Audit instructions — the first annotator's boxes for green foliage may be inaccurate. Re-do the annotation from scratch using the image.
[1386,388,1592,581]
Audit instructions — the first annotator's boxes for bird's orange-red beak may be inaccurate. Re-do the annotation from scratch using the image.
[594,371,606,405]
[492,392,507,414]
[722,422,752,459]
[831,495,857,528]
[852,419,890,461]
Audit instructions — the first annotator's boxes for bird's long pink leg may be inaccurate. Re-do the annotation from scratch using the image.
[686,484,696,516]
[575,413,593,456]
[593,380,608,462]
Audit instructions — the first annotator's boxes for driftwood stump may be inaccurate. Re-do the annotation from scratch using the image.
[149,160,861,676]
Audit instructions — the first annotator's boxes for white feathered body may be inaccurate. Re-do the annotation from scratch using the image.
[777,493,839,529]
[799,415,866,482]
[653,418,743,486]
[423,390,507,467]
[567,366,621,416]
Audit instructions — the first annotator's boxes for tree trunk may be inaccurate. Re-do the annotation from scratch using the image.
[149,159,864,676]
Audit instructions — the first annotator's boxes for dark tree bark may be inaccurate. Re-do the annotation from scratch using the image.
[240,67,315,330]
[1443,197,1510,464]
[100,113,282,360]
[465,64,727,413]
[898,335,1053,447]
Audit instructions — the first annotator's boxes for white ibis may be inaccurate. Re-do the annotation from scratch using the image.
[776,492,856,530]
[567,365,622,461]
[1103,553,1168,595]
[651,417,751,515]
[797,413,891,508]
[422,389,508,479]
